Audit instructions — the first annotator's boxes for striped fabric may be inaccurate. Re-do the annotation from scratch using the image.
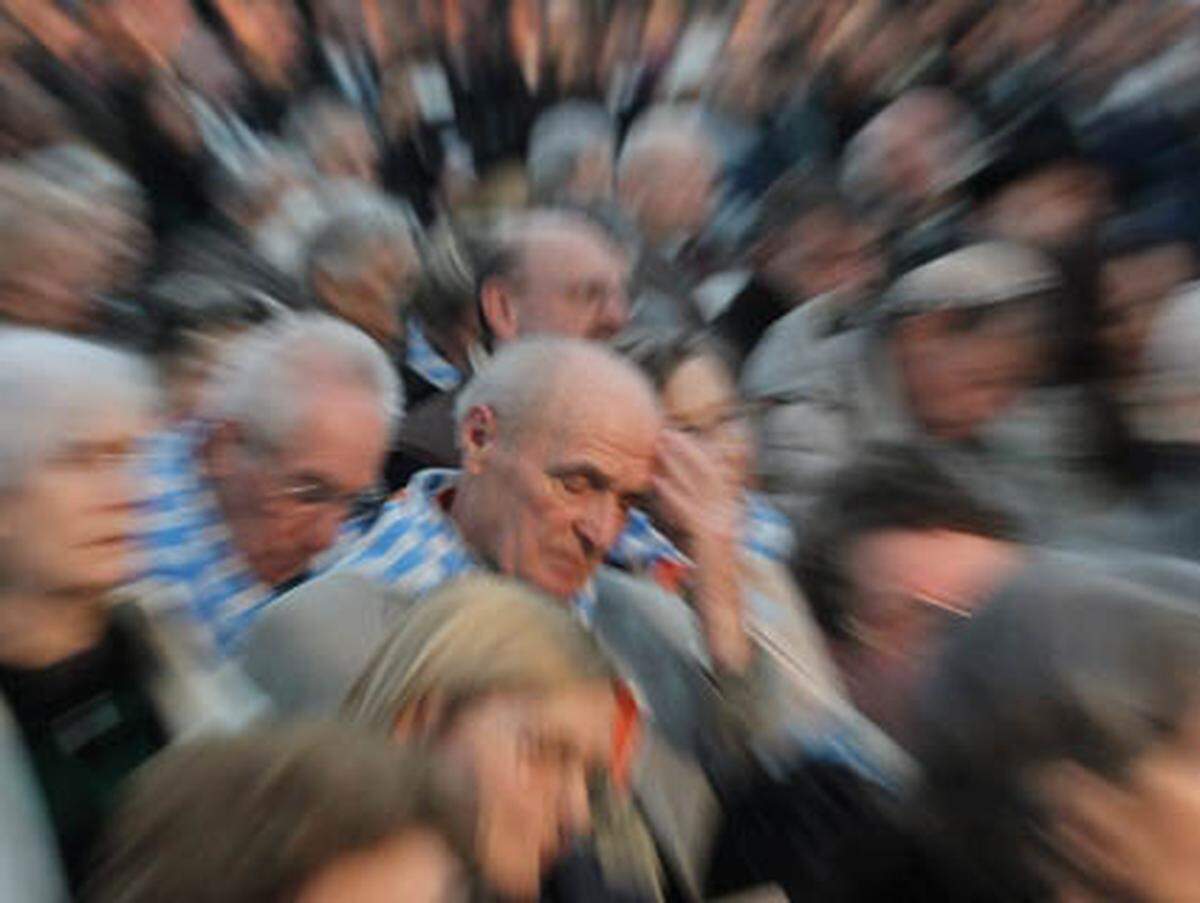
[608,492,796,590]
[134,424,361,656]
[331,468,599,622]
[404,317,464,392]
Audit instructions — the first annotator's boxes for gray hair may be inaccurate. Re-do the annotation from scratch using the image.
[202,312,402,449]
[282,91,373,158]
[0,165,97,252]
[206,140,315,223]
[0,329,155,491]
[24,143,145,216]
[305,202,419,288]
[476,207,625,286]
[617,104,715,182]
[526,102,615,203]
[410,224,480,335]
[254,181,403,277]
[454,336,657,443]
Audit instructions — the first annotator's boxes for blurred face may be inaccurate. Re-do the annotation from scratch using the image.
[565,145,616,206]
[215,0,302,85]
[621,146,717,245]
[761,207,883,304]
[1099,244,1196,379]
[897,302,1047,440]
[842,528,1019,741]
[88,0,195,73]
[0,405,148,596]
[457,384,659,598]
[0,226,109,333]
[484,226,630,343]
[313,113,380,184]
[317,239,419,347]
[213,385,389,585]
[439,684,618,899]
[298,830,466,903]
[880,102,959,211]
[981,164,1109,251]
[660,354,752,494]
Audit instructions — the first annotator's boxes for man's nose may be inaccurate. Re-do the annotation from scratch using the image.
[575,494,626,555]
[304,504,344,553]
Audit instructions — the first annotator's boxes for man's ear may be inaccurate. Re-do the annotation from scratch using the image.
[391,691,448,742]
[199,420,242,480]
[479,276,520,344]
[458,404,500,475]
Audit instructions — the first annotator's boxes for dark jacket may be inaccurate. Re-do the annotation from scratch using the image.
[709,275,795,373]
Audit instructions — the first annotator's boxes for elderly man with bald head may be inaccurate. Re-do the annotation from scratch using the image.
[243,336,844,896]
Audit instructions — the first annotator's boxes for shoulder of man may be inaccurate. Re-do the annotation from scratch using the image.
[110,592,271,739]
[235,573,408,718]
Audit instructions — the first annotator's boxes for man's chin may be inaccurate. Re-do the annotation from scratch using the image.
[528,566,590,603]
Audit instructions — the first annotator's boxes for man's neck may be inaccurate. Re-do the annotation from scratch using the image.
[446,478,486,559]
[0,589,110,669]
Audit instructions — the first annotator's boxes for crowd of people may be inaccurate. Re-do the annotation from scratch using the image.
[4,0,1200,900]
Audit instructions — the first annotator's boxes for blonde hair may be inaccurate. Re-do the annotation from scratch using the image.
[343,575,619,732]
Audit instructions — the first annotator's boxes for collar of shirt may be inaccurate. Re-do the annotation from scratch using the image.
[333,469,599,623]
[404,317,464,392]
[135,422,365,656]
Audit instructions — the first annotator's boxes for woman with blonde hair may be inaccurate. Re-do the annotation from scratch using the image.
[344,574,661,902]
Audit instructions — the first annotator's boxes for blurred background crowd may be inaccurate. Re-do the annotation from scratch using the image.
[6,0,1200,900]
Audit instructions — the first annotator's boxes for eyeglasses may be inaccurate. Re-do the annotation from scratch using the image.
[849,586,974,656]
[264,474,385,521]
[671,402,761,442]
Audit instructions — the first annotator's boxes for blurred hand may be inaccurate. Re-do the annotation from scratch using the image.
[652,429,739,554]
[654,430,750,673]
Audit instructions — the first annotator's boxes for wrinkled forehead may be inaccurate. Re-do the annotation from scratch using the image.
[512,381,660,481]
[516,223,630,282]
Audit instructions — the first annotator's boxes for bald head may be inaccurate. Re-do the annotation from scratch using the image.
[478,210,631,344]
[456,336,659,444]
[453,338,661,597]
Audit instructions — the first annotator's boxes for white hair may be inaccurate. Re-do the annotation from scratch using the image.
[253,180,402,276]
[207,140,315,219]
[616,104,715,182]
[526,102,615,202]
[454,337,657,443]
[202,313,402,450]
[306,200,420,285]
[0,329,155,491]
[24,143,145,215]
